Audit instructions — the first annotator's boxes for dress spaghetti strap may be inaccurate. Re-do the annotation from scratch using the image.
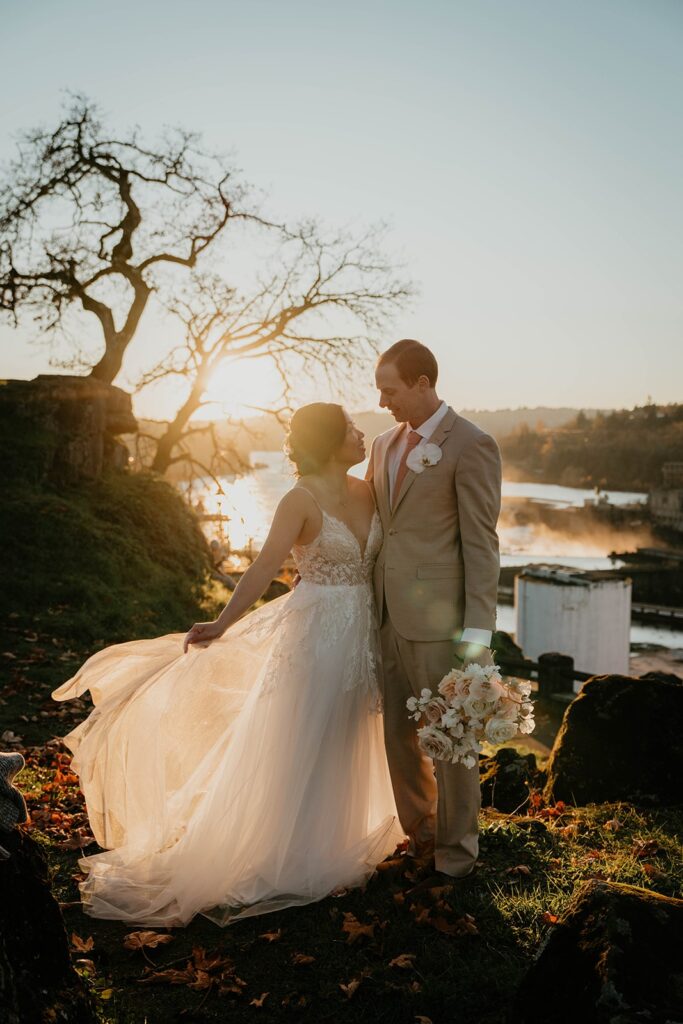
[293,485,323,512]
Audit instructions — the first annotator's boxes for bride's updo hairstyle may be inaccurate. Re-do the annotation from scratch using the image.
[285,403,348,477]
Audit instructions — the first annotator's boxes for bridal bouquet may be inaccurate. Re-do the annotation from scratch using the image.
[406,663,535,769]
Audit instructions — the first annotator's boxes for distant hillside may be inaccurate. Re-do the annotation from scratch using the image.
[500,403,683,490]
[128,406,608,476]
[235,407,607,447]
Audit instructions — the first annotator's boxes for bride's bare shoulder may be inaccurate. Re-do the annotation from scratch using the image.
[283,481,322,513]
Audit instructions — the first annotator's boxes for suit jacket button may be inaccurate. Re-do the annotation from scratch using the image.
[388,528,396,535]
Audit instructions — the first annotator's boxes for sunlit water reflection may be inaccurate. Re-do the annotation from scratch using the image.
[188,452,681,650]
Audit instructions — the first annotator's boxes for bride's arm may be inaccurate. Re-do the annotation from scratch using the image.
[183,489,313,652]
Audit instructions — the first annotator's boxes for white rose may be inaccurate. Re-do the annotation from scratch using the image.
[417,725,454,762]
[463,695,490,719]
[518,717,536,734]
[484,717,519,745]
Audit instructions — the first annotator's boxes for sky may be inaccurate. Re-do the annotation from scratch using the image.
[1,0,681,419]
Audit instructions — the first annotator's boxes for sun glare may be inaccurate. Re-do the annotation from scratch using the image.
[203,358,284,420]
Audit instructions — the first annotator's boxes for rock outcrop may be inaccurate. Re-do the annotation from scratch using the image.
[0,374,137,484]
[509,879,683,1024]
[479,747,544,813]
[0,828,96,1024]
[543,672,683,806]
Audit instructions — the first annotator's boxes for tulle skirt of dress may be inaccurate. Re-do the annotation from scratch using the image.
[51,580,403,927]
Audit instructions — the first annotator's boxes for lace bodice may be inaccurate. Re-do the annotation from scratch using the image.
[292,508,382,586]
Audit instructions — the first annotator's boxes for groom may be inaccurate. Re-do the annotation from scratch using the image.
[366,339,502,884]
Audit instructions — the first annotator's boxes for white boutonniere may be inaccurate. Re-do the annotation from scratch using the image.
[406,442,443,474]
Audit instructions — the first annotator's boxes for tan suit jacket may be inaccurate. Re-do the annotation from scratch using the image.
[366,407,502,642]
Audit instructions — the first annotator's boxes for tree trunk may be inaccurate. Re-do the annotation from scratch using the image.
[151,384,206,474]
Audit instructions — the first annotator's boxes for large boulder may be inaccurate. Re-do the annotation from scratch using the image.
[0,828,96,1023]
[0,374,137,484]
[544,673,683,806]
[509,879,683,1024]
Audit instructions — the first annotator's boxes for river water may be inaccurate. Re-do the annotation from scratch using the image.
[191,452,681,651]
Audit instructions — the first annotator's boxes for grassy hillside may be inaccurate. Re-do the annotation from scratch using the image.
[1,470,220,648]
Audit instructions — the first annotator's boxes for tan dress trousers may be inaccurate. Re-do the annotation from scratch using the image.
[379,608,481,877]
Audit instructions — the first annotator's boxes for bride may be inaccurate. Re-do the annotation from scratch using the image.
[52,402,403,927]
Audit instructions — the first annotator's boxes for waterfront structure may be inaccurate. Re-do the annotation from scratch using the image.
[515,566,631,684]
[650,462,683,533]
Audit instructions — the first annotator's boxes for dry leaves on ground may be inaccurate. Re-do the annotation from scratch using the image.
[388,953,416,970]
[503,864,532,876]
[139,946,247,997]
[291,952,316,966]
[411,902,479,938]
[341,912,375,944]
[123,931,174,952]
[70,933,94,953]
[23,745,95,850]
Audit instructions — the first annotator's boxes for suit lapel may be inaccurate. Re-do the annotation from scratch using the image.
[390,406,457,517]
[377,425,403,522]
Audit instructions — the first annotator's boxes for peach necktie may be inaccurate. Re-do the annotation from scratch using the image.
[392,430,422,508]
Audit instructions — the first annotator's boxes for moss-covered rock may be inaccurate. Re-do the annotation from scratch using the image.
[509,879,683,1024]
[544,674,683,807]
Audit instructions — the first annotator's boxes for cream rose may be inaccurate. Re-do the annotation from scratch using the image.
[416,725,454,761]
[469,676,505,702]
[423,697,449,725]
[484,717,519,745]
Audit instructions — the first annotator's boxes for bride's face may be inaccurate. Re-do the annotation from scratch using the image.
[334,413,366,468]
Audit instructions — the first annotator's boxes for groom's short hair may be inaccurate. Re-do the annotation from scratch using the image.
[378,339,438,387]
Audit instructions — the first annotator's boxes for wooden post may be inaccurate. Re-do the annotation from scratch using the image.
[538,652,575,698]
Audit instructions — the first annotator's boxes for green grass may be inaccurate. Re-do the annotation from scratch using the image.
[9,683,682,1024]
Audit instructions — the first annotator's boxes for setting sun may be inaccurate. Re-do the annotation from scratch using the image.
[203,357,285,420]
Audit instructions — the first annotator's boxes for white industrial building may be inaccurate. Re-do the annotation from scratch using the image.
[515,566,632,686]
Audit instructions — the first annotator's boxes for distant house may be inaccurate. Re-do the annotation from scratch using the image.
[650,462,683,533]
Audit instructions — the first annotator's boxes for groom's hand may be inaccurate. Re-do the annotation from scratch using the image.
[453,641,494,669]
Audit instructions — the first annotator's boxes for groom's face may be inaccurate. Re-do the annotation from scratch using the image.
[375,362,421,423]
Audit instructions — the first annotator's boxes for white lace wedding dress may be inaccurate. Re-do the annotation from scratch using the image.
[51,505,403,927]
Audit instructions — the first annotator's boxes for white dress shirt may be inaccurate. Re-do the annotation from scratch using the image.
[387,401,492,650]
[387,401,449,501]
